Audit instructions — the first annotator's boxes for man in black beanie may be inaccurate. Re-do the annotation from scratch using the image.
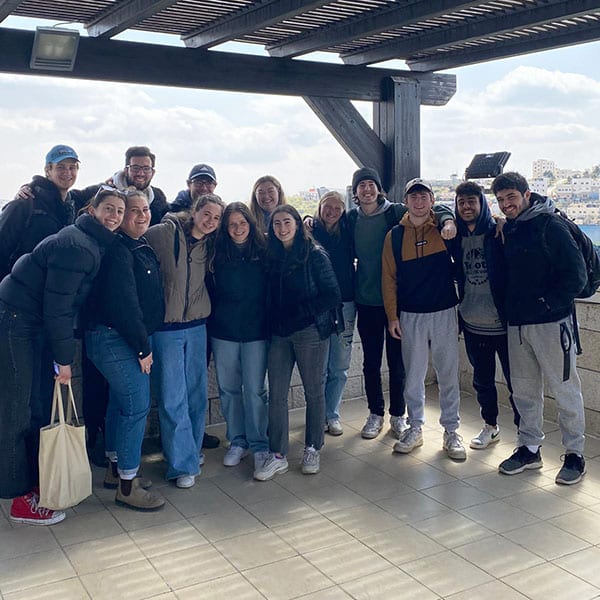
[346,168,456,440]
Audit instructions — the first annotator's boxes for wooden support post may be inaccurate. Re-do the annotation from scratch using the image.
[374,77,421,202]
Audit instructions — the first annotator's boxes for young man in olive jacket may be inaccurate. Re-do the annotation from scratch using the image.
[494,172,587,485]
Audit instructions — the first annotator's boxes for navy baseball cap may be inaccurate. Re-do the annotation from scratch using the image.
[188,163,216,183]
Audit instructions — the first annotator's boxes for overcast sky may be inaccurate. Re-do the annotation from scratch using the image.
[0,16,599,202]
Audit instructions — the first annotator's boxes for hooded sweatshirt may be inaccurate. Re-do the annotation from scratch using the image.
[454,190,507,335]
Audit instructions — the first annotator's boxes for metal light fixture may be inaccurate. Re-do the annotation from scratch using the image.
[30,26,80,71]
[464,152,511,180]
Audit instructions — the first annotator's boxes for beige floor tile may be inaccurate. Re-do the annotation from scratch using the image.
[189,506,266,542]
[382,461,458,491]
[459,499,540,533]
[157,480,240,519]
[304,540,391,584]
[341,566,438,600]
[292,483,369,514]
[0,525,58,561]
[326,504,403,538]
[504,521,590,560]
[445,580,528,599]
[361,525,445,564]
[3,577,90,600]
[427,454,493,479]
[63,533,145,575]
[129,520,207,557]
[464,471,538,498]
[356,448,422,479]
[401,550,493,596]
[244,555,333,600]
[211,471,292,506]
[80,559,169,600]
[273,516,353,553]
[51,509,124,547]
[421,480,495,510]
[376,491,452,522]
[176,573,265,600]
[453,534,544,577]
[71,492,112,516]
[106,498,185,532]
[504,487,581,520]
[149,544,236,589]
[245,495,320,527]
[0,549,76,594]
[554,546,600,587]
[214,529,296,570]
[501,562,599,600]
[272,468,339,495]
[549,507,600,544]
[414,511,491,548]
[296,587,352,599]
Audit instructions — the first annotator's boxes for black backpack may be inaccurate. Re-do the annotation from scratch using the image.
[541,209,600,299]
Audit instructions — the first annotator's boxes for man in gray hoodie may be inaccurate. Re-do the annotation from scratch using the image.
[493,172,587,485]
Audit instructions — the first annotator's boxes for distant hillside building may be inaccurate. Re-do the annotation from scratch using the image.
[532,159,555,179]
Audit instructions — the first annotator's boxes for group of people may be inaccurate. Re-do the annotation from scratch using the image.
[0,143,588,530]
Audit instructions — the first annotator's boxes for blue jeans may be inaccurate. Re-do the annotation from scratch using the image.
[268,324,328,456]
[152,324,207,480]
[0,303,53,498]
[85,326,151,478]
[211,337,268,453]
[325,301,356,421]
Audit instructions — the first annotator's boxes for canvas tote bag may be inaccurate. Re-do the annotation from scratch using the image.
[39,380,92,510]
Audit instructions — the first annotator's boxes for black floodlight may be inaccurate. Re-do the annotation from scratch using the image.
[30,27,80,71]
[464,152,511,180]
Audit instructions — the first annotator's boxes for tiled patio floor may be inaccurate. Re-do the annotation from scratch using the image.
[2,387,600,600]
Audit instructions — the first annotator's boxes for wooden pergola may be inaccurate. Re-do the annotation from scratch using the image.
[1,0,598,199]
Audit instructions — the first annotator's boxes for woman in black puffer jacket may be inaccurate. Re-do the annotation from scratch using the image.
[85,191,165,512]
[254,205,341,482]
[0,186,126,525]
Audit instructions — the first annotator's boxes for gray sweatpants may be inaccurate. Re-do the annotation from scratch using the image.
[507,317,585,454]
[400,307,461,432]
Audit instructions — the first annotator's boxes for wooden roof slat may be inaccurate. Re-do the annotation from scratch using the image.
[0,1,25,23]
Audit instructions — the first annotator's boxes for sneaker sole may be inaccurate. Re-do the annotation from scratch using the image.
[115,498,165,511]
[302,467,320,475]
[393,439,424,454]
[254,465,289,482]
[9,513,65,526]
[499,461,543,475]
[556,468,586,485]
[223,451,250,467]
[469,436,500,450]
[361,429,382,439]
[445,450,467,461]
[326,428,343,437]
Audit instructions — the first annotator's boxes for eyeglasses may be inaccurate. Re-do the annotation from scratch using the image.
[190,178,216,187]
[95,184,127,200]
[127,165,154,174]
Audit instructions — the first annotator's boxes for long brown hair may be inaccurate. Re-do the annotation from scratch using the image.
[249,175,287,233]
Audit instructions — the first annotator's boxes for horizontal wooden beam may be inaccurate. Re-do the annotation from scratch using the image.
[183,0,325,49]
[0,27,456,103]
[407,20,600,71]
[342,0,597,65]
[0,0,24,23]
[303,96,386,173]
[267,0,483,58]
[86,0,179,38]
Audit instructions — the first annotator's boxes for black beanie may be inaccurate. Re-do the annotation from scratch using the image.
[352,167,382,195]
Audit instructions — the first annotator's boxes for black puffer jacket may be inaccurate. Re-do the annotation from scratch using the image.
[0,176,75,280]
[503,193,587,325]
[268,241,341,339]
[311,215,355,302]
[85,232,165,358]
[208,245,268,342]
[0,214,118,365]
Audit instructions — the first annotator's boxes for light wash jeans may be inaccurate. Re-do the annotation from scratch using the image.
[211,337,269,454]
[85,326,151,478]
[268,324,329,456]
[325,301,356,421]
[152,324,207,480]
[508,318,585,454]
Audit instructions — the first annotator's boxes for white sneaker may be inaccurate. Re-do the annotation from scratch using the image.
[443,430,467,461]
[470,424,500,449]
[393,426,423,453]
[253,451,270,475]
[199,453,205,467]
[253,454,289,481]
[176,475,196,489]
[389,415,408,438]
[361,413,384,439]
[326,419,343,436]
[223,445,249,467]
[301,446,320,474]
